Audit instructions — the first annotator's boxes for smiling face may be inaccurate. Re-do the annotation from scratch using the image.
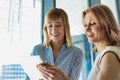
[46,17,65,43]
[83,11,105,44]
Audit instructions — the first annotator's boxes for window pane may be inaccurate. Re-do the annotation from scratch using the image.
[56,0,88,36]
[0,0,41,56]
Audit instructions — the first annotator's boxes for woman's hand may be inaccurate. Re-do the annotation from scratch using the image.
[36,62,71,80]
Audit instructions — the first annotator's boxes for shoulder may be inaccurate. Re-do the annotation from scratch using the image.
[102,51,120,64]
[101,46,120,60]
[100,51,120,75]
[97,46,120,67]
[103,46,120,53]
[71,45,82,51]
[33,44,45,49]
[31,44,45,55]
[100,46,120,69]
[97,51,120,80]
[70,46,83,56]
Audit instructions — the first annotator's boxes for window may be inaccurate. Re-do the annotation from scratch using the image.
[56,0,88,36]
[0,0,41,57]
[56,1,88,80]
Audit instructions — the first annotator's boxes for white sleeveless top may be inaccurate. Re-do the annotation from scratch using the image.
[88,46,120,80]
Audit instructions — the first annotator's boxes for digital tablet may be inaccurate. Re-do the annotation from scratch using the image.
[18,56,44,80]
[0,56,45,80]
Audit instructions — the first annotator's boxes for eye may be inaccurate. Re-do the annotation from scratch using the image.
[89,22,96,27]
[55,22,63,27]
[56,24,61,27]
[84,24,87,27]
[91,22,96,25]
[47,24,52,27]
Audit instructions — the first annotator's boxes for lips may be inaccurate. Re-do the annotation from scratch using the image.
[52,33,59,37]
[86,32,93,37]
[87,35,93,37]
[86,34,94,40]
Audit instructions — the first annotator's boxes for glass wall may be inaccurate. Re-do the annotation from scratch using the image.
[56,0,88,36]
[0,0,41,56]
[56,1,89,80]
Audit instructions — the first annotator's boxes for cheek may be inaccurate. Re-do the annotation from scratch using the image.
[94,28,104,39]
[59,28,65,38]
[92,26,100,34]
[62,28,65,35]
[59,27,64,33]
[47,27,51,32]
[84,28,87,34]
[46,28,51,36]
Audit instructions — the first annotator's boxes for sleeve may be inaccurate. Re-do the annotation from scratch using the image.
[31,44,42,56]
[70,49,83,80]
[30,44,47,63]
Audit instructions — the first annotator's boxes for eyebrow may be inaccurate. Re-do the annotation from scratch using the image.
[84,19,94,24]
[55,22,63,23]
[47,21,63,24]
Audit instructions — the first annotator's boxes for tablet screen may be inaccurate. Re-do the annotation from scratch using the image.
[0,56,44,79]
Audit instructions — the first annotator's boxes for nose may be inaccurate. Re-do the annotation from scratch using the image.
[52,25,57,33]
[85,26,91,32]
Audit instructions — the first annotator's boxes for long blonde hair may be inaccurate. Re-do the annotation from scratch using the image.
[43,8,72,48]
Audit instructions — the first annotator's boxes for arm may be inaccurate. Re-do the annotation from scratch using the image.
[97,52,120,80]
[69,50,83,80]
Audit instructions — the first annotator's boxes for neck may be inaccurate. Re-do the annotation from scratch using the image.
[95,41,110,53]
[51,37,65,50]
[52,43,62,51]
[51,41,65,61]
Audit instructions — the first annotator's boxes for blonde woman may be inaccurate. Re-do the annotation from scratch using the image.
[31,8,83,80]
[82,4,120,80]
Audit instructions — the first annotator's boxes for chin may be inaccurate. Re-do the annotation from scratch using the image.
[52,39,60,43]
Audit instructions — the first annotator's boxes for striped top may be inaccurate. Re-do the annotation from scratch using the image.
[31,44,83,80]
